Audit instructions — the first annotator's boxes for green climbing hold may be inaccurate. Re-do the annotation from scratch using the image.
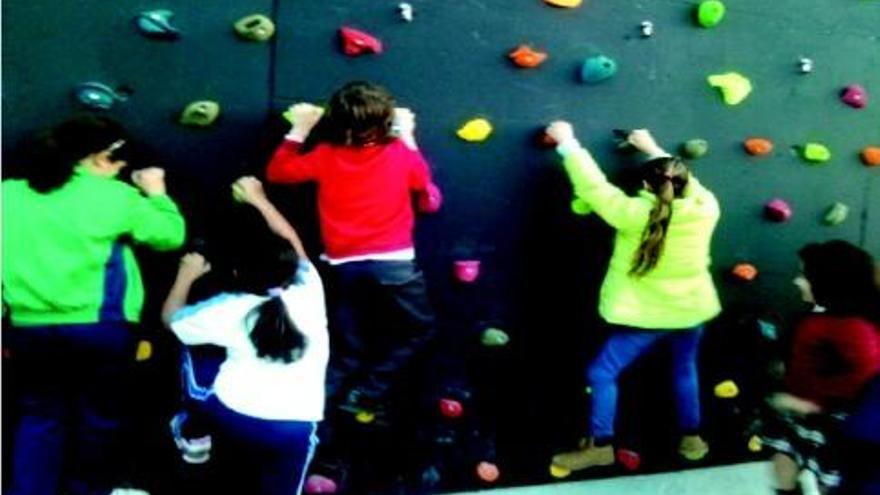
[707,72,752,105]
[682,139,709,159]
[696,0,726,28]
[802,143,831,163]
[580,55,618,84]
[571,198,592,216]
[234,14,275,42]
[824,202,849,225]
[481,328,510,347]
[180,100,220,127]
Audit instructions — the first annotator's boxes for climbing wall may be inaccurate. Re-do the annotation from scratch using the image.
[2,0,879,493]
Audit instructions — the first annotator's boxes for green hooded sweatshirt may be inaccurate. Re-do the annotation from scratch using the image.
[558,141,721,329]
[2,167,186,326]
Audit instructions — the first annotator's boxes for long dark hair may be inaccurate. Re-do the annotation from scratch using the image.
[248,296,307,363]
[630,156,690,276]
[798,240,880,322]
[25,114,128,193]
[299,81,395,154]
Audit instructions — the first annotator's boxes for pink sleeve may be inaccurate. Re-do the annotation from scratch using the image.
[266,140,321,184]
[405,146,443,213]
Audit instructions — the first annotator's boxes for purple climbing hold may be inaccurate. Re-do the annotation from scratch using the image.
[841,84,868,109]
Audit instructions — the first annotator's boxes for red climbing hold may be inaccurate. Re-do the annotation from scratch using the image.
[731,263,758,282]
[765,199,792,222]
[476,462,500,482]
[454,260,481,283]
[304,474,338,494]
[509,45,548,68]
[616,449,641,471]
[439,398,464,418]
[743,138,773,156]
[339,26,383,56]
[841,84,868,109]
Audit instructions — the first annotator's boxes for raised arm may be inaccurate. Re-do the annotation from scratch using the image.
[127,167,186,250]
[266,103,325,184]
[161,252,212,327]
[232,176,308,260]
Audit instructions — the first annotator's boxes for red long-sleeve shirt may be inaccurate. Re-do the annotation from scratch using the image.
[786,315,880,408]
[266,138,438,260]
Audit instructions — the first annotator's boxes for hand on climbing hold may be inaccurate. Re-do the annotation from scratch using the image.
[545,121,575,145]
[131,167,167,196]
[767,392,822,416]
[231,176,267,205]
[626,129,662,156]
[287,103,324,141]
[177,252,212,283]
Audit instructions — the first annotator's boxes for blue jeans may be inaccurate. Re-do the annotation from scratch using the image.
[5,323,134,495]
[588,325,704,441]
[202,396,318,495]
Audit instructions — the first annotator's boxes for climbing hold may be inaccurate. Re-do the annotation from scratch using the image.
[339,26,384,56]
[695,0,726,28]
[417,183,443,213]
[682,139,709,159]
[549,464,571,478]
[476,462,500,482]
[861,146,880,167]
[456,118,493,142]
[509,45,548,68]
[585,386,592,395]
[744,137,773,156]
[714,379,740,399]
[398,3,414,22]
[135,340,153,362]
[748,435,762,453]
[133,10,181,40]
[764,199,792,222]
[439,398,464,418]
[481,327,510,347]
[355,411,376,424]
[74,82,127,110]
[180,100,221,127]
[801,143,831,163]
[580,55,617,84]
[823,202,849,226]
[798,57,814,74]
[730,263,758,282]
[544,0,583,8]
[234,14,275,42]
[707,72,752,105]
[453,260,480,282]
[571,198,592,216]
[304,474,338,494]
[841,84,868,109]
[421,466,442,486]
[640,21,654,37]
[616,449,641,471]
[758,320,778,340]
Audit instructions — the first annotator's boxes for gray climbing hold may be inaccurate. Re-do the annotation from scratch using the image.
[74,82,127,110]
[134,10,180,40]
[234,14,275,42]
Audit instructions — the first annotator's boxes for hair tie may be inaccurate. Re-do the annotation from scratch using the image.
[267,287,283,297]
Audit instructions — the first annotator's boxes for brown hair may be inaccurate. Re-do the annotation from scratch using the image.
[299,81,395,154]
[630,156,689,276]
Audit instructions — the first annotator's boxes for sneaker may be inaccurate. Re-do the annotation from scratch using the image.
[169,412,212,464]
[678,435,709,461]
[551,439,615,471]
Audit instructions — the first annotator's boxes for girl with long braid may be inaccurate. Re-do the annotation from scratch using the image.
[545,123,722,471]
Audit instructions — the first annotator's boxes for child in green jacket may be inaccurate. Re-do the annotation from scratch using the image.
[546,123,721,471]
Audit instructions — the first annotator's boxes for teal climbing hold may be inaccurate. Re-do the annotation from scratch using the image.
[682,139,709,159]
[234,14,275,42]
[134,10,180,40]
[180,101,221,127]
[801,143,831,163]
[696,0,726,28]
[74,82,126,110]
[823,202,849,225]
[580,55,617,84]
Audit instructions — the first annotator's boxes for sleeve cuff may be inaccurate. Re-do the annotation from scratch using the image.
[555,138,583,157]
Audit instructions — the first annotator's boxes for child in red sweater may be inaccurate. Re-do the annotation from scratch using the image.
[266,81,440,420]
[764,240,880,495]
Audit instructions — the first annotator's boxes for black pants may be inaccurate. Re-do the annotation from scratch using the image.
[323,260,436,405]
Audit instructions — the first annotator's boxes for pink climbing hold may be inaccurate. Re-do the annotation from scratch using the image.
[439,398,464,418]
[616,449,641,471]
[417,183,443,213]
[841,84,868,109]
[453,260,481,283]
[339,26,383,56]
[764,199,792,222]
[304,474,338,494]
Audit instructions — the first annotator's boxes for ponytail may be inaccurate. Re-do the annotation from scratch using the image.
[630,156,689,277]
[248,296,308,363]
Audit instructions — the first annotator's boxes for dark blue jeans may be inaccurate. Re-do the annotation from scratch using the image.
[588,325,704,441]
[5,323,134,495]
[202,396,318,495]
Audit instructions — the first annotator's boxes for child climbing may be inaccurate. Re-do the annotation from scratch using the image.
[161,176,329,495]
[763,240,880,495]
[2,114,186,495]
[545,123,721,471]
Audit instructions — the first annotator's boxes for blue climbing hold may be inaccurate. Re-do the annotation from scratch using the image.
[134,10,180,40]
[580,55,617,84]
[74,82,127,110]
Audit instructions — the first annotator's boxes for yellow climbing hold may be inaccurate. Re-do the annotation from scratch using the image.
[748,435,762,452]
[545,0,583,8]
[355,411,376,424]
[135,340,153,362]
[707,72,752,105]
[714,379,739,399]
[457,118,493,142]
[549,464,572,478]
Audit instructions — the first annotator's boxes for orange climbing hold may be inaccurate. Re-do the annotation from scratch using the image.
[861,146,880,167]
[544,0,583,7]
[731,263,758,282]
[509,45,548,68]
[476,462,500,482]
[744,138,773,156]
